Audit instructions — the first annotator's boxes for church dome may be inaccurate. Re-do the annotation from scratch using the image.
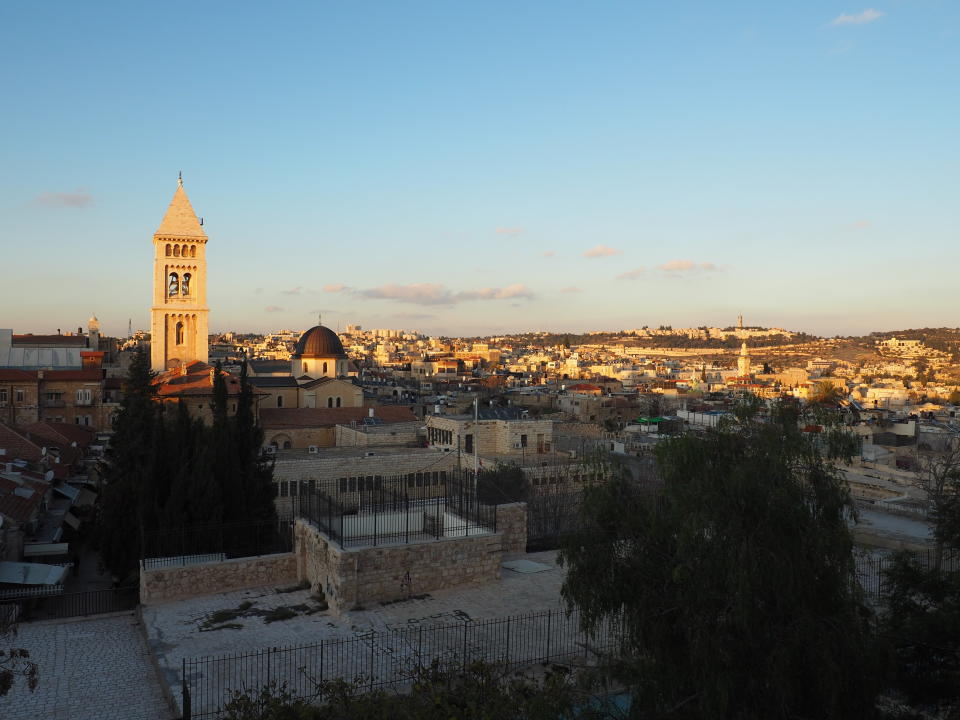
[293,325,346,358]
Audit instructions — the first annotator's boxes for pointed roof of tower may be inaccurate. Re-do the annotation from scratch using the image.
[154,179,207,239]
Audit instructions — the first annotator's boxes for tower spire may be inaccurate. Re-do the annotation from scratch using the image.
[178,170,183,188]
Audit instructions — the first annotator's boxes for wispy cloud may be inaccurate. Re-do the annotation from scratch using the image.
[355,282,535,306]
[542,250,556,258]
[847,219,872,229]
[264,305,284,313]
[616,267,646,281]
[324,283,350,293]
[583,244,622,258]
[495,226,524,236]
[33,190,93,208]
[391,312,434,321]
[658,260,720,276]
[560,286,583,293]
[830,8,883,26]
[282,286,303,295]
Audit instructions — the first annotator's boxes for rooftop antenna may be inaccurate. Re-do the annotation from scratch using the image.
[318,313,322,327]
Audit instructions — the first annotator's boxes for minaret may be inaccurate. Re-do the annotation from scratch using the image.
[737,342,751,378]
[88,315,100,351]
[150,176,210,373]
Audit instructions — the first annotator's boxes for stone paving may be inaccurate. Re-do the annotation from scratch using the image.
[142,550,569,715]
[0,611,173,720]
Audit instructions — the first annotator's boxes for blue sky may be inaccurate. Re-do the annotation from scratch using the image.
[1,1,957,338]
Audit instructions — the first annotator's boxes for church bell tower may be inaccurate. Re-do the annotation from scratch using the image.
[150,176,210,373]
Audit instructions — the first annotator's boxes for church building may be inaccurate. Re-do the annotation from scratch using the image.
[150,177,209,373]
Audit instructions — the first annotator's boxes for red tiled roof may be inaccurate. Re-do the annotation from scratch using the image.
[260,406,417,429]
[0,425,44,463]
[20,422,95,449]
[41,370,103,381]
[154,361,244,397]
[13,334,88,347]
[0,370,37,381]
[0,476,47,524]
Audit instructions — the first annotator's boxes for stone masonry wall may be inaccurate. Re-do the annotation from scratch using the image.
[140,553,297,604]
[294,518,503,615]
[495,502,527,554]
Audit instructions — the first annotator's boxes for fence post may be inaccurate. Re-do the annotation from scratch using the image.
[505,616,511,667]
[462,620,469,670]
[267,647,272,690]
[182,658,191,720]
[418,624,423,670]
[369,632,376,691]
[546,611,552,660]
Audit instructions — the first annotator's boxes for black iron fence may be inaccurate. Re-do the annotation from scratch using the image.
[526,490,584,552]
[141,518,294,565]
[181,607,621,719]
[855,549,960,602]
[291,473,498,548]
[2,586,139,623]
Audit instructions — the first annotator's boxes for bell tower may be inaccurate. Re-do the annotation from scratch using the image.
[150,176,210,373]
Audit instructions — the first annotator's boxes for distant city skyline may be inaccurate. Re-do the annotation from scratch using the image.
[2,2,957,338]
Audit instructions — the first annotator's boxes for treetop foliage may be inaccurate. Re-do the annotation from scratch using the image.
[559,397,878,719]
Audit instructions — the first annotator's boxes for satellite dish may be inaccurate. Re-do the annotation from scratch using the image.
[44,470,54,482]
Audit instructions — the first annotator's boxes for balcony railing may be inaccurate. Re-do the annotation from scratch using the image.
[41,399,65,408]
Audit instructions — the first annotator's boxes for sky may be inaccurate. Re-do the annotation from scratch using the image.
[0,1,957,339]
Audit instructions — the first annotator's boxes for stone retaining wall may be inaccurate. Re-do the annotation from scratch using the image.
[140,553,298,604]
[295,518,503,614]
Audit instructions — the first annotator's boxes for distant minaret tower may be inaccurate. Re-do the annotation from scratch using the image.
[737,342,751,378]
[128,318,132,339]
[149,175,210,373]
[738,313,744,330]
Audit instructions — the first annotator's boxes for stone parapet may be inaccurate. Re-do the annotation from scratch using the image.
[140,553,297,604]
[294,518,503,615]
[495,502,527,555]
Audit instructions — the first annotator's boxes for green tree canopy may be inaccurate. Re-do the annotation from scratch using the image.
[559,398,878,719]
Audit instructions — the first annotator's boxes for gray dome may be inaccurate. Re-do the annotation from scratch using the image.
[293,325,346,358]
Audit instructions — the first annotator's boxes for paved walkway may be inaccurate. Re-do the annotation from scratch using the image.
[0,612,173,720]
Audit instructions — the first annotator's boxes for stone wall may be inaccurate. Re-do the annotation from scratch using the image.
[495,503,527,554]
[295,518,503,614]
[140,553,298,604]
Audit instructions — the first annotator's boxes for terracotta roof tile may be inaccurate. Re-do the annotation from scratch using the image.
[0,425,44,463]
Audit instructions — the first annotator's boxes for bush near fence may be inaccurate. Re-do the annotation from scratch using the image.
[181,608,621,719]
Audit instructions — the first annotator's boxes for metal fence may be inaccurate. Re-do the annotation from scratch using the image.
[141,518,294,563]
[2,586,139,623]
[291,473,498,548]
[181,607,621,719]
[855,549,960,602]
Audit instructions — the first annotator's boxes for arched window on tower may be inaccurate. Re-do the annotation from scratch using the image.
[168,273,179,296]
[173,245,181,257]
[335,396,341,408]
[189,245,196,258]
[182,273,191,296]
[327,397,333,408]
[303,362,309,372]
[323,361,328,374]
[175,321,184,345]
[165,244,172,256]
[181,244,188,257]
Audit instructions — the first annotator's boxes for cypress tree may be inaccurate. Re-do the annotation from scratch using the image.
[235,360,277,527]
[96,349,156,580]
